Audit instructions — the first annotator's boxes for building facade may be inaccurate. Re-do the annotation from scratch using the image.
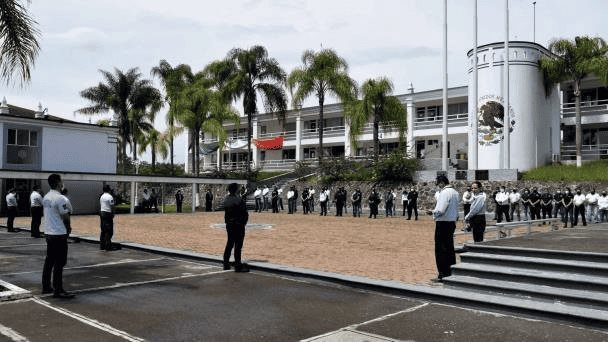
[186,41,608,174]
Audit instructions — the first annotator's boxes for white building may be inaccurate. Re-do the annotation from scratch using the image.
[0,99,119,214]
[187,41,608,174]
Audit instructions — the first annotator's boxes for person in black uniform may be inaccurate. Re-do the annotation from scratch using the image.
[521,188,531,220]
[239,185,248,201]
[335,187,346,217]
[529,187,541,220]
[293,187,299,213]
[271,187,279,213]
[552,189,563,221]
[385,189,394,217]
[223,183,249,272]
[205,188,214,212]
[562,188,574,228]
[541,190,553,223]
[407,187,418,220]
[150,189,159,213]
[342,188,348,214]
[302,187,311,214]
[351,188,362,217]
[175,189,184,213]
[492,187,500,220]
[368,188,380,219]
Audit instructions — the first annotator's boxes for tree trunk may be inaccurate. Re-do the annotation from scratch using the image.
[152,148,156,173]
[191,129,196,175]
[574,81,582,168]
[122,141,127,175]
[318,95,325,165]
[195,128,201,176]
[373,114,379,163]
[247,113,252,173]
[133,140,137,162]
[170,136,174,175]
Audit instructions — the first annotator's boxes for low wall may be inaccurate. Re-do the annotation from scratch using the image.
[415,169,519,182]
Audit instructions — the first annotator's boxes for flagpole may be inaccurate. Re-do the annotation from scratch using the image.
[471,0,478,170]
[442,0,448,171]
[504,0,510,169]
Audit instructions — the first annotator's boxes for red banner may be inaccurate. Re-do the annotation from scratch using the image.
[253,136,284,150]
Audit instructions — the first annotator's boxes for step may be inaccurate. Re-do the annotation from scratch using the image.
[451,262,608,292]
[460,252,608,277]
[465,244,608,263]
[443,275,608,309]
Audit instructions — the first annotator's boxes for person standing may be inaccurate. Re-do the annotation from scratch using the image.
[464,181,487,243]
[586,189,599,224]
[521,188,531,221]
[462,187,473,220]
[254,186,262,213]
[277,188,284,211]
[223,183,249,272]
[293,187,299,212]
[342,188,348,214]
[335,187,345,217]
[142,188,151,212]
[5,188,18,232]
[541,190,554,223]
[287,186,295,214]
[41,174,75,298]
[150,188,159,213]
[529,188,541,221]
[385,189,394,217]
[495,187,510,223]
[509,188,521,221]
[430,175,460,282]
[261,185,270,211]
[175,189,184,213]
[351,188,362,218]
[99,185,116,251]
[598,191,608,223]
[552,189,563,222]
[401,188,408,217]
[368,188,380,219]
[562,188,574,228]
[309,188,315,212]
[319,186,329,216]
[271,187,279,213]
[492,187,500,220]
[30,185,44,237]
[573,189,587,227]
[302,187,311,215]
[205,188,214,212]
[239,185,248,201]
[407,187,419,220]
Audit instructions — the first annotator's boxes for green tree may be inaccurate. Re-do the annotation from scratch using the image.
[77,68,161,174]
[288,49,358,164]
[138,128,169,172]
[540,36,608,167]
[212,46,288,172]
[151,60,193,174]
[345,77,407,162]
[0,0,40,85]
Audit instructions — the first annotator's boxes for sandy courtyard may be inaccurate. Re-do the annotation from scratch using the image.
[16,212,471,285]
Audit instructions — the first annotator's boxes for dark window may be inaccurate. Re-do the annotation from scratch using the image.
[455,170,467,180]
[475,170,489,181]
[282,149,295,159]
[7,129,16,145]
[29,131,38,147]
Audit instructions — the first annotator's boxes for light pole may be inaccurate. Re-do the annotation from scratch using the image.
[441,0,448,171]
[533,1,536,43]
[134,159,141,207]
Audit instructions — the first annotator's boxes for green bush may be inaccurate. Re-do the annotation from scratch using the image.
[316,153,417,183]
[374,152,418,182]
[522,160,608,181]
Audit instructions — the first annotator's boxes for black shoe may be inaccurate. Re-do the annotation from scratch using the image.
[234,263,250,273]
[223,263,231,270]
[406,218,411,220]
[53,291,75,299]
[42,287,54,294]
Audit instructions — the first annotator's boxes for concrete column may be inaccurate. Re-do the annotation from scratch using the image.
[130,181,136,214]
[192,183,197,213]
[344,117,352,157]
[406,99,416,157]
[216,149,221,169]
[252,118,259,168]
[295,113,302,161]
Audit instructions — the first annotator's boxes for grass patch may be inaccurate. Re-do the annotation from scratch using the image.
[522,160,608,181]
[256,171,289,181]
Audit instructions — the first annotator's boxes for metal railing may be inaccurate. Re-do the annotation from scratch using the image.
[561,99,608,116]
[454,218,561,244]
[258,130,297,140]
[301,126,345,139]
[560,144,608,160]
[413,113,468,129]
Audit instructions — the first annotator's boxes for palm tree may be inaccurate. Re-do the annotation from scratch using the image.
[540,36,608,167]
[212,46,288,172]
[288,49,358,164]
[151,60,193,174]
[0,0,40,85]
[345,77,407,162]
[77,68,162,174]
[138,128,169,172]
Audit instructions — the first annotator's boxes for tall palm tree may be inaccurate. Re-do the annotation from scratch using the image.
[288,49,358,164]
[77,68,161,174]
[0,0,40,85]
[151,60,193,174]
[212,46,288,172]
[345,77,407,162]
[138,128,169,172]
[540,36,608,167]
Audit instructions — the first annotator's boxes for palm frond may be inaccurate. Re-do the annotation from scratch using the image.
[0,0,40,85]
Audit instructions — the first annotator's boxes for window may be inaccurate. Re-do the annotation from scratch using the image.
[5,128,40,165]
[282,149,295,160]
[260,151,266,161]
[416,107,426,119]
[260,126,267,135]
[284,122,296,131]
[304,147,316,159]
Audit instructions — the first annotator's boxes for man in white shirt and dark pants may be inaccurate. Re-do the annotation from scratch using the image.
[464,181,487,242]
[573,189,587,226]
[30,185,44,238]
[430,175,460,282]
[99,185,116,251]
[41,174,74,298]
[5,188,18,232]
[586,189,599,224]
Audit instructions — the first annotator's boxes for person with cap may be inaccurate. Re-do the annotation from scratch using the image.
[368,188,380,219]
[271,186,279,213]
[573,188,587,226]
[586,189,599,224]
[407,187,419,220]
[205,188,214,212]
[41,174,75,298]
[175,189,184,213]
[319,186,329,216]
[30,185,44,237]
[401,188,409,216]
[430,175,460,282]
[509,188,521,221]
[464,181,487,243]
[598,191,608,223]
[351,188,362,217]
[5,188,18,232]
[334,187,346,217]
[223,183,249,272]
[99,185,117,251]
[562,188,574,228]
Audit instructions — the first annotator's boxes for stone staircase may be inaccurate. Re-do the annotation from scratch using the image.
[442,243,608,327]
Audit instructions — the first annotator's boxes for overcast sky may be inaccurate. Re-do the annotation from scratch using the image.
[2,0,607,164]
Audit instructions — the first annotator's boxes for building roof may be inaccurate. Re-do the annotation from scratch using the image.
[0,103,116,130]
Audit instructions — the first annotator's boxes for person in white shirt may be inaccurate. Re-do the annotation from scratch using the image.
[277,188,284,211]
[598,191,608,223]
[253,187,262,213]
[41,174,74,299]
[286,187,295,214]
[309,188,316,212]
[462,187,473,219]
[464,181,487,242]
[509,189,521,221]
[30,185,44,237]
[262,185,270,211]
[319,186,329,216]
[495,187,511,223]
[99,185,116,251]
[5,188,18,232]
[430,175,460,282]
[572,189,587,226]
[401,189,408,216]
[585,189,599,224]
[142,188,151,212]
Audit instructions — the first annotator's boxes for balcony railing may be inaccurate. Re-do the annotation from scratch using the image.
[302,126,345,139]
[560,144,608,161]
[413,113,468,129]
[259,130,297,140]
[561,99,608,117]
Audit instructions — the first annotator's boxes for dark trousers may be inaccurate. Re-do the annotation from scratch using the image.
[497,204,510,223]
[42,235,68,293]
[563,206,574,226]
[553,204,563,220]
[263,196,269,211]
[205,200,213,212]
[272,199,278,213]
[223,224,245,266]
[541,204,553,220]
[402,201,408,216]
[176,201,183,213]
[99,212,114,250]
[6,206,17,231]
[463,203,471,219]
[31,206,43,237]
[434,221,456,278]
[407,203,418,220]
[279,198,284,210]
[530,205,541,220]
[336,201,344,216]
[288,198,295,214]
[320,201,328,216]
[303,201,310,214]
[470,215,486,243]
[510,203,521,221]
[385,202,393,216]
[369,204,378,218]
[255,198,262,212]
[573,205,587,226]
[352,202,361,217]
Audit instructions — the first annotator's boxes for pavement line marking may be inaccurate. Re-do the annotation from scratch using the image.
[38,269,232,297]
[31,298,144,342]
[0,323,29,342]
[300,303,429,342]
[0,244,46,248]
[163,256,220,267]
[1,257,166,276]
